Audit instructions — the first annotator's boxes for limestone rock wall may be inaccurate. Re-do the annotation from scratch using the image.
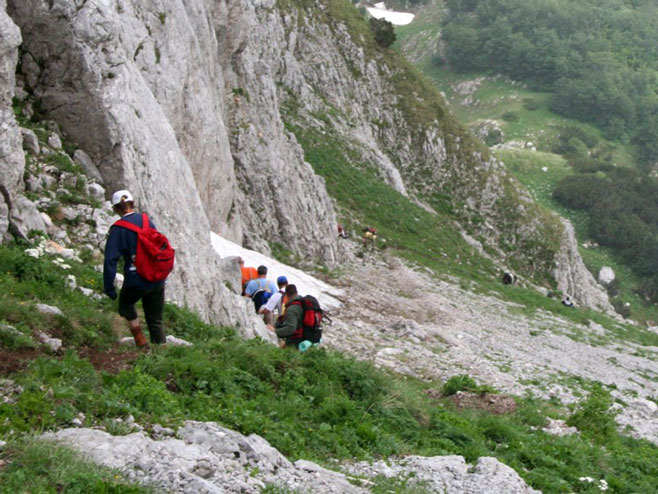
[7,0,237,326]
[0,0,22,239]
[7,0,339,263]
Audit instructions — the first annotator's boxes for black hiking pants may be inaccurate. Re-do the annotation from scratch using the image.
[118,284,166,344]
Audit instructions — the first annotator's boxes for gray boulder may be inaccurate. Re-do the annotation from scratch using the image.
[47,132,62,150]
[87,182,105,202]
[21,127,40,154]
[74,149,104,184]
[35,330,63,353]
[36,303,64,316]
[9,195,47,239]
[598,266,615,286]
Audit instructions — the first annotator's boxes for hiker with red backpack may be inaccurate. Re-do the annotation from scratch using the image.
[103,190,175,350]
[268,284,324,351]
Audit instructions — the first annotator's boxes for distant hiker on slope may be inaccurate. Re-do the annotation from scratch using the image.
[103,190,175,350]
[238,257,258,295]
[362,226,377,249]
[502,272,517,285]
[244,265,277,313]
[258,275,288,325]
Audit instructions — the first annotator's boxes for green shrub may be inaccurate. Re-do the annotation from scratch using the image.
[442,375,475,396]
[567,384,619,444]
[522,98,540,111]
[484,128,503,146]
[501,111,519,122]
[369,17,396,48]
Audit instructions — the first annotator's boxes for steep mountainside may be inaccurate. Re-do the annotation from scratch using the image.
[1,0,611,322]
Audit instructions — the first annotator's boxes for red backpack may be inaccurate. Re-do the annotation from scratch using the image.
[288,295,324,346]
[113,213,175,282]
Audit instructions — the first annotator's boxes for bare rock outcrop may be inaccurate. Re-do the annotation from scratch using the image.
[0,0,22,240]
[553,219,615,314]
[4,0,608,321]
[7,0,339,264]
[44,421,540,494]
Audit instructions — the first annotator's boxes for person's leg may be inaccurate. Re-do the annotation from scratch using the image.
[118,287,148,348]
[142,284,166,344]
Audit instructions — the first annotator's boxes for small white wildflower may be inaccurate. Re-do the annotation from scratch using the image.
[25,249,41,258]
[599,479,608,491]
[579,477,594,483]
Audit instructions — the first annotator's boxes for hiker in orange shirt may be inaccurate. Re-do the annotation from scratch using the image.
[238,257,258,295]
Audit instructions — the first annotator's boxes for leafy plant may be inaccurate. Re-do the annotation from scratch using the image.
[369,18,396,48]
[567,384,619,444]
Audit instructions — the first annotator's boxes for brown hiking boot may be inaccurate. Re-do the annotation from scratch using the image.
[130,326,149,349]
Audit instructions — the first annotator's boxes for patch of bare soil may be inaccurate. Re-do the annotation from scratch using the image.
[78,345,139,374]
[0,347,42,376]
[448,392,517,415]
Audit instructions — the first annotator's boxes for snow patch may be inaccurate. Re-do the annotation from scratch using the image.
[210,233,343,310]
[367,5,415,26]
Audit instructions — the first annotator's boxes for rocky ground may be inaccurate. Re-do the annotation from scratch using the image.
[323,249,658,445]
[43,421,539,494]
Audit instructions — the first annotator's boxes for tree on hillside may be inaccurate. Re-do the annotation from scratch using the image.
[369,17,396,48]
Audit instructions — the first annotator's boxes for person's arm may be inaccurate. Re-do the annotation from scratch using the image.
[244,279,256,297]
[103,228,121,299]
[260,292,282,314]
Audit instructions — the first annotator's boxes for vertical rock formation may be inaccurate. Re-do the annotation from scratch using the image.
[0,0,22,240]
[7,0,339,263]
[553,219,615,314]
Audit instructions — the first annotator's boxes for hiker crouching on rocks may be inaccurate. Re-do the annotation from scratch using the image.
[268,284,302,348]
[258,275,288,325]
[103,190,167,350]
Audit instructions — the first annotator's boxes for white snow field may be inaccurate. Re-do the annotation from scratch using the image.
[210,232,343,310]
[367,2,415,25]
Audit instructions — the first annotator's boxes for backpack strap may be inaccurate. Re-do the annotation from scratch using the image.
[113,218,142,233]
[113,213,150,233]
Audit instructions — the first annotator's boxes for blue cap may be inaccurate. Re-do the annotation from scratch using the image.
[277,276,288,284]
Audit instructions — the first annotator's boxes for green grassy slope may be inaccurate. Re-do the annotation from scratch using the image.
[2,240,658,493]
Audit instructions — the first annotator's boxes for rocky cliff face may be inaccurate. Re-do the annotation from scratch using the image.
[4,0,342,329]
[0,0,22,240]
[1,0,610,316]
